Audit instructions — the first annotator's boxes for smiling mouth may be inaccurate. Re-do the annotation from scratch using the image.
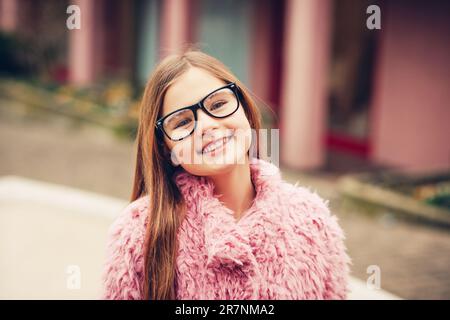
[201,134,234,154]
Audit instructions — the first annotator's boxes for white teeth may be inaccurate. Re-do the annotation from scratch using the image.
[202,136,232,154]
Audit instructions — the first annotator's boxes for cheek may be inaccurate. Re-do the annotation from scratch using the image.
[167,139,192,164]
[232,109,253,148]
[234,108,252,129]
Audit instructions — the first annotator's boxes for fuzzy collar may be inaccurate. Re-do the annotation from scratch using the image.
[172,158,282,276]
[173,157,281,206]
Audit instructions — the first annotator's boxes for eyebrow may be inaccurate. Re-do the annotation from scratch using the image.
[166,110,187,121]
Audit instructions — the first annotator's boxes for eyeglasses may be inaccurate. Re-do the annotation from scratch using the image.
[155,82,241,141]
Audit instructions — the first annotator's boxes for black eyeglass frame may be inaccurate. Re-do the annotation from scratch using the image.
[155,82,241,141]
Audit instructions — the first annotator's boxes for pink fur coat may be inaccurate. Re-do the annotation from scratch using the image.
[101,158,350,299]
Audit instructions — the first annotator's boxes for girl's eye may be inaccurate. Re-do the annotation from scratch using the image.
[174,118,191,129]
[210,101,226,111]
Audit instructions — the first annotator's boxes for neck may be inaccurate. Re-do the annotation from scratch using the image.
[209,160,256,221]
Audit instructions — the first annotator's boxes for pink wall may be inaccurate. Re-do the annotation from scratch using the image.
[370,1,450,172]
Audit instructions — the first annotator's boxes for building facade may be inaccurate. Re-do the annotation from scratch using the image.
[1,0,449,172]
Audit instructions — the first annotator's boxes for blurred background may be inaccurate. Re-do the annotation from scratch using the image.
[0,0,449,299]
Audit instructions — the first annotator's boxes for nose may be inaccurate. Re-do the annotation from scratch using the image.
[195,109,219,138]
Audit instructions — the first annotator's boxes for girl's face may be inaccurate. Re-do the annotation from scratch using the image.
[161,67,253,177]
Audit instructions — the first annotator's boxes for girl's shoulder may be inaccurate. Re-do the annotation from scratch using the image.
[274,179,342,235]
[280,180,330,210]
[275,180,351,299]
[101,195,150,300]
[254,159,330,213]
[109,195,150,235]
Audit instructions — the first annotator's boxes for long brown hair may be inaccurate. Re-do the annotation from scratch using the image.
[131,50,262,300]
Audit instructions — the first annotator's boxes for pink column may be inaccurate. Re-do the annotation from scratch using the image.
[159,0,193,58]
[0,0,19,32]
[279,0,333,169]
[68,0,101,85]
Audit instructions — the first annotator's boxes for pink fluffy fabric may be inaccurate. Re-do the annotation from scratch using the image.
[101,158,351,300]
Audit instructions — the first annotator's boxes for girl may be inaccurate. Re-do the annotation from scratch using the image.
[101,50,350,300]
